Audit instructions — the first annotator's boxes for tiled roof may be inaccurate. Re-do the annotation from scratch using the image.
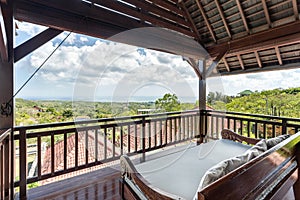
[40,131,117,185]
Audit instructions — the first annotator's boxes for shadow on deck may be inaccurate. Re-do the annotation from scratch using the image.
[20,166,121,200]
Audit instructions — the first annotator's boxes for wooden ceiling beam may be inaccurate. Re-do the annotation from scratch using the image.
[292,0,299,20]
[14,28,62,63]
[91,0,195,37]
[211,62,300,77]
[275,46,283,65]
[214,0,232,38]
[151,0,185,16]
[207,20,300,57]
[15,0,144,39]
[206,47,228,77]
[106,0,189,28]
[261,0,271,27]
[195,0,217,42]
[235,0,249,33]
[0,5,8,62]
[179,1,201,42]
[184,57,202,79]
[254,51,262,68]
[237,54,245,70]
[223,58,230,72]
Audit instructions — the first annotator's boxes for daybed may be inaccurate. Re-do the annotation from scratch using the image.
[120,129,300,200]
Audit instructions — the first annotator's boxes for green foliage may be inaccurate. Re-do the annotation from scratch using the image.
[155,93,181,112]
[226,87,300,118]
[207,92,232,105]
[15,98,196,126]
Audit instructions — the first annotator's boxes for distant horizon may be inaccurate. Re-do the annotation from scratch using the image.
[16,95,198,103]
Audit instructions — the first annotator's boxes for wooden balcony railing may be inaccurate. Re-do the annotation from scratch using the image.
[0,128,13,200]
[10,109,300,199]
[13,110,200,199]
[202,110,300,140]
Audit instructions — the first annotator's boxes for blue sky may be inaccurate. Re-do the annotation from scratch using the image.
[14,22,300,102]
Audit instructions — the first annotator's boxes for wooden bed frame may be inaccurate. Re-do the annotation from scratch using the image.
[120,130,300,200]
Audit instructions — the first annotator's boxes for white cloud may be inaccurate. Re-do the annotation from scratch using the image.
[16,21,47,37]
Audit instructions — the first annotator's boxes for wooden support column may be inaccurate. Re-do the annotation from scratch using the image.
[0,1,14,200]
[0,0,13,129]
[198,60,206,144]
[294,143,300,199]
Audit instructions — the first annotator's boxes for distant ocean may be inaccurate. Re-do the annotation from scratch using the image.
[22,96,197,103]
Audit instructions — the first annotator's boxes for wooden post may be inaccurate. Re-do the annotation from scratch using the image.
[198,60,206,144]
[294,143,300,199]
[0,1,14,199]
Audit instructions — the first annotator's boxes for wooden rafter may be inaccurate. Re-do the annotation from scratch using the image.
[0,5,8,62]
[254,51,262,68]
[214,0,231,38]
[223,58,230,72]
[237,54,245,70]
[184,57,202,79]
[235,0,249,33]
[275,46,283,65]
[14,28,62,62]
[90,0,195,38]
[119,0,189,27]
[195,0,217,42]
[179,1,201,42]
[212,62,300,77]
[206,47,228,77]
[207,20,300,57]
[261,0,271,27]
[292,0,299,20]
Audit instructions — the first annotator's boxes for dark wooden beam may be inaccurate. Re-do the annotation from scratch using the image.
[92,0,192,32]
[14,28,62,63]
[179,1,201,42]
[223,58,230,72]
[292,0,299,20]
[15,0,147,39]
[195,0,217,42]
[275,46,283,65]
[184,57,202,79]
[254,51,262,68]
[214,0,231,38]
[25,0,195,38]
[235,0,249,33]
[124,0,188,26]
[207,20,300,57]
[0,5,8,62]
[210,61,300,77]
[152,0,185,16]
[261,0,271,27]
[206,47,228,77]
[237,54,245,70]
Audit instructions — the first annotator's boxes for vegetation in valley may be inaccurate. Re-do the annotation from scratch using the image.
[208,87,300,118]
[15,94,196,126]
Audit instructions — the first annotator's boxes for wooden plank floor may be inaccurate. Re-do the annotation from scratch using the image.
[23,166,121,200]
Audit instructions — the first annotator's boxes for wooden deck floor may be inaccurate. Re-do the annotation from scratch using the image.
[23,166,121,200]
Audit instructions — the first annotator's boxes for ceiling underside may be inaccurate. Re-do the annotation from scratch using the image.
[9,0,300,76]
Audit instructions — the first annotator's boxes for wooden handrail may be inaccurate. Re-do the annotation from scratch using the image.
[0,128,13,200]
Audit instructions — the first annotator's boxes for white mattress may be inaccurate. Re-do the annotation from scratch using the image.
[136,140,251,200]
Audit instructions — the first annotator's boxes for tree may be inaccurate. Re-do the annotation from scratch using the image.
[155,93,181,112]
[62,109,73,118]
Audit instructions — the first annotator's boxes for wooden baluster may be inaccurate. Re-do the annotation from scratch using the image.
[19,128,27,199]
[37,135,42,178]
[95,129,98,162]
[104,128,107,160]
[127,125,130,153]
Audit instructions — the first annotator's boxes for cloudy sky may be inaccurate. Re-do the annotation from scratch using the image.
[14,22,300,102]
